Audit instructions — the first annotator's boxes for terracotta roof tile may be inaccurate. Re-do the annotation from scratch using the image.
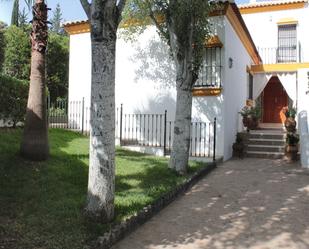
[239,0,307,9]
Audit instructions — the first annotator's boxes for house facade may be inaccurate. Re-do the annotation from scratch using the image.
[64,0,309,161]
[239,0,309,125]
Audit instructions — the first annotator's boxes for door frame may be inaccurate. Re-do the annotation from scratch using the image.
[262,76,288,123]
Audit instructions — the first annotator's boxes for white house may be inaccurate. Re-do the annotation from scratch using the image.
[64,0,309,162]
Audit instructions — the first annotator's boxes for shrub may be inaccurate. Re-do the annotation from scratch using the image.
[0,74,29,127]
[286,133,299,146]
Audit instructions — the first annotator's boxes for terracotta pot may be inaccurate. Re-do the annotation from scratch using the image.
[285,145,298,162]
[242,117,249,128]
[243,117,259,130]
[233,142,245,158]
[285,117,296,132]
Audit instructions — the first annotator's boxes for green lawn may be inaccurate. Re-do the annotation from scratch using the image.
[0,129,206,249]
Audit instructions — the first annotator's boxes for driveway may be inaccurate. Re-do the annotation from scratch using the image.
[112,158,309,249]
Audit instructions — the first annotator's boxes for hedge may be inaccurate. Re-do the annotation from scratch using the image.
[0,74,28,127]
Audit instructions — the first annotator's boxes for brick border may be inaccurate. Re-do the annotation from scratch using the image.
[91,162,217,249]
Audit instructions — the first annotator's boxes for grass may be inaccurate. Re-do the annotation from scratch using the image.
[0,129,207,249]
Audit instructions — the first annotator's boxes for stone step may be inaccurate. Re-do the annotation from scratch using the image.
[247,144,285,153]
[246,151,285,159]
[248,138,285,146]
[249,133,285,140]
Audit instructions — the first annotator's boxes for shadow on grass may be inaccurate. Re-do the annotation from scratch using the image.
[0,129,206,249]
[0,129,102,249]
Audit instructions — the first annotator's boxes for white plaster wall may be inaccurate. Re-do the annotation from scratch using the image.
[242,4,309,62]
[192,16,225,158]
[297,69,309,114]
[222,16,252,160]
[68,33,91,106]
[115,26,176,121]
[67,15,243,159]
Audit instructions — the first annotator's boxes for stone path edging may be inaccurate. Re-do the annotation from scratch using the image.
[91,162,217,249]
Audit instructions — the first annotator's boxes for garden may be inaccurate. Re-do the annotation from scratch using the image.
[0,128,207,249]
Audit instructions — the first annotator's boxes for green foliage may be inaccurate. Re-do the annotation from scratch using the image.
[286,133,299,145]
[0,129,207,248]
[50,3,64,34]
[3,25,31,80]
[285,106,297,119]
[0,29,5,72]
[239,105,261,119]
[1,26,69,101]
[0,74,28,126]
[47,32,69,102]
[11,0,19,26]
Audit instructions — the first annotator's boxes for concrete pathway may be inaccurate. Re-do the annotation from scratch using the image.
[112,158,309,249]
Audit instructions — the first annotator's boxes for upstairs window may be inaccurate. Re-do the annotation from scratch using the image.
[277,24,297,63]
[195,36,222,88]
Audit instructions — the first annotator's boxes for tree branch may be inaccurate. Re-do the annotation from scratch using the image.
[116,0,126,24]
[80,0,91,19]
[146,0,166,38]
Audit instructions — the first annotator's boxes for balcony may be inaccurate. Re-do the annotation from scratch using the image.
[258,43,302,64]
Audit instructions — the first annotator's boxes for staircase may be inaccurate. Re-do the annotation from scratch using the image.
[245,129,286,159]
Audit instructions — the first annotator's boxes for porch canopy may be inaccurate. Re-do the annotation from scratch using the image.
[253,72,297,103]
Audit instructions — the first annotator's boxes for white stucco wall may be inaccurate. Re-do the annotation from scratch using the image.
[222,16,252,160]
[242,4,309,62]
[297,69,309,114]
[68,32,91,105]
[67,15,253,160]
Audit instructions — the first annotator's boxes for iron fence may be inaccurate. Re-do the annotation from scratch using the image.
[47,99,217,160]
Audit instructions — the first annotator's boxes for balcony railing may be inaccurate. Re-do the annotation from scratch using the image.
[258,43,302,64]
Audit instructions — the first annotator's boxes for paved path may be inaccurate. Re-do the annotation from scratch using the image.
[112,158,309,249]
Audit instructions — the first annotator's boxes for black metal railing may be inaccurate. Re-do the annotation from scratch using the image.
[47,100,217,160]
[258,45,301,64]
[118,105,217,159]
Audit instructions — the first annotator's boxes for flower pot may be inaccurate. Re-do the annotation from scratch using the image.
[242,117,259,131]
[233,142,245,158]
[285,117,296,132]
[285,145,298,162]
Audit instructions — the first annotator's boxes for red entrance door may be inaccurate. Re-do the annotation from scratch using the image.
[263,77,288,123]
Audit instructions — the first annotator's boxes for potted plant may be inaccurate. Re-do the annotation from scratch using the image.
[232,133,245,158]
[284,107,297,132]
[285,133,299,162]
[239,105,261,131]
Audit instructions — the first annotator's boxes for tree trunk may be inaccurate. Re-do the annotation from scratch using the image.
[169,82,193,174]
[85,38,116,222]
[20,0,49,161]
[167,20,194,174]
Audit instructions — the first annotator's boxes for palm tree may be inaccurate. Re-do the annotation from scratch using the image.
[20,0,49,160]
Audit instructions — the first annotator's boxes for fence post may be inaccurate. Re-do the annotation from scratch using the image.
[47,94,50,127]
[163,110,167,156]
[213,117,217,162]
[120,104,123,146]
[81,97,85,134]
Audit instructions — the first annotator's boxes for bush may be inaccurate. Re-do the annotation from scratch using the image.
[0,74,28,127]
[3,25,31,80]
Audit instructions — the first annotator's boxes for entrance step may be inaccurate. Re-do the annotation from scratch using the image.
[246,151,285,159]
[241,129,287,159]
[247,144,285,153]
[248,138,285,146]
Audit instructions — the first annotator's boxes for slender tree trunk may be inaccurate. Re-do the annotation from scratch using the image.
[167,21,194,174]
[20,0,49,161]
[86,39,116,221]
[169,81,193,174]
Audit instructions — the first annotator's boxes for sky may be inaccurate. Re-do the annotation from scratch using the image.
[0,0,250,25]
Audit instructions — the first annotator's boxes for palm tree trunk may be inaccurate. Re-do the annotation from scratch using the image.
[20,0,49,161]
